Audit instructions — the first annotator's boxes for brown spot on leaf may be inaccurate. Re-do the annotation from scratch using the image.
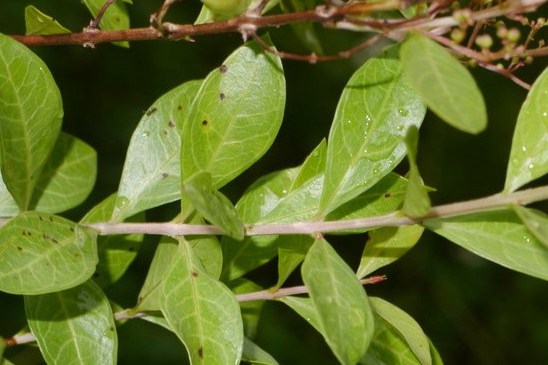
[201,120,208,126]
[191,271,198,277]
[219,93,226,100]
[384,193,391,198]
[198,347,204,358]
[219,64,228,73]
[168,120,175,128]
[17,246,22,251]
[162,172,169,179]
[52,238,59,244]
[146,107,157,116]
[177,105,182,111]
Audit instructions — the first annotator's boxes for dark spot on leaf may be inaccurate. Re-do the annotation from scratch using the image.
[162,173,169,179]
[191,271,198,277]
[177,105,182,111]
[168,120,175,128]
[17,246,22,251]
[163,130,168,135]
[48,216,53,222]
[146,107,157,116]
[109,326,115,332]
[21,230,27,236]
[201,120,208,126]
[219,93,225,100]
[384,193,391,198]
[70,227,75,233]
[52,238,59,244]
[39,216,44,221]
[198,347,204,358]
[219,64,228,73]
[115,17,120,23]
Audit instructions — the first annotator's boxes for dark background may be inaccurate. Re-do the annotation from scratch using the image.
[1,1,547,364]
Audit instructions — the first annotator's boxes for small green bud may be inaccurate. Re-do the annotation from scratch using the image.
[453,9,472,25]
[450,28,466,43]
[475,34,493,49]
[496,26,508,39]
[507,28,521,43]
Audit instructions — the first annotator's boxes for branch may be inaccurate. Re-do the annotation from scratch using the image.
[82,185,548,237]
[5,275,387,346]
[7,0,546,47]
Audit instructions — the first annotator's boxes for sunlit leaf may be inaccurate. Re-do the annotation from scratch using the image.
[0,33,62,210]
[82,0,131,47]
[242,337,279,365]
[357,225,423,278]
[425,209,548,281]
[81,194,143,288]
[183,172,244,240]
[24,6,70,35]
[504,67,548,192]
[400,33,487,134]
[513,205,548,248]
[181,36,285,189]
[161,239,243,364]
[403,126,430,218]
[370,297,431,365]
[25,280,116,364]
[319,45,425,216]
[302,238,374,364]
[0,212,97,295]
[113,80,201,221]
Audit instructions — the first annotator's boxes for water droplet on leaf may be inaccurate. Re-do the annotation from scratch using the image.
[142,130,150,137]
[117,196,130,209]
[397,107,409,116]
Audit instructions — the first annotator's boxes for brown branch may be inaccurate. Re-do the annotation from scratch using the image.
[7,0,545,47]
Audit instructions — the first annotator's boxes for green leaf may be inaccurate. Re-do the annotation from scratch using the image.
[400,33,487,134]
[136,238,177,311]
[504,67,548,192]
[280,0,324,54]
[279,296,321,331]
[113,80,201,221]
[291,139,327,190]
[326,173,408,226]
[183,172,244,240]
[25,280,117,365]
[276,235,314,289]
[185,213,223,279]
[361,314,422,365]
[82,0,130,47]
[429,339,444,365]
[319,45,426,216]
[24,6,71,35]
[0,173,20,216]
[229,278,264,338]
[0,33,63,210]
[403,126,430,218]
[0,212,97,295]
[81,194,143,288]
[370,297,431,365]
[31,132,97,213]
[357,225,424,278]
[513,205,548,248]
[161,239,243,364]
[425,209,548,281]
[302,238,374,364]
[242,337,279,365]
[181,36,285,189]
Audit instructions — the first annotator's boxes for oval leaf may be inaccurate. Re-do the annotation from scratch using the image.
[113,80,201,221]
[425,209,548,281]
[357,225,424,278]
[302,238,374,364]
[25,280,117,365]
[513,205,548,248]
[504,67,548,192]
[403,126,431,218]
[400,33,487,134]
[181,36,285,189]
[161,239,243,364]
[0,33,63,210]
[370,297,431,365]
[0,212,98,294]
[319,45,425,216]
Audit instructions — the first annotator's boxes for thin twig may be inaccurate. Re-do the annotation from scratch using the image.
[4,275,387,346]
[88,0,118,29]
